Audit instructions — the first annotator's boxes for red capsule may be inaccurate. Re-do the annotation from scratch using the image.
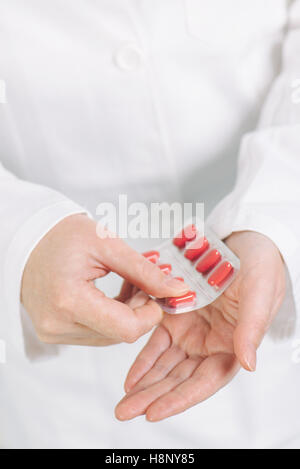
[208,262,233,287]
[173,224,197,248]
[159,264,172,275]
[143,250,160,264]
[166,291,196,308]
[174,277,185,282]
[196,249,221,274]
[184,237,209,261]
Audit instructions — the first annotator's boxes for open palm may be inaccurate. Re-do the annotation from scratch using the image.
[116,231,286,422]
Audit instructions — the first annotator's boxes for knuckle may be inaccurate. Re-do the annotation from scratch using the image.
[53,289,74,313]
[36,316,60,341]
[121,326,141,344]
[36,330,57,345]
[124,336,138,344]
[140,259,164,297]
[39,317,53,335]
[143,257,161,279]
[139,257,154,279]
[123,334,139,344]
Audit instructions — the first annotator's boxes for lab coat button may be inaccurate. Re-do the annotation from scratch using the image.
[114,43,144,71]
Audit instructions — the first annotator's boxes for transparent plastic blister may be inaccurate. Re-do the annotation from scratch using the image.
[144,224,240,314]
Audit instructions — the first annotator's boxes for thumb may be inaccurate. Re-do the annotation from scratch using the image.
[97,236,189,298]
[233,272,275,372]
[75,284,164,343]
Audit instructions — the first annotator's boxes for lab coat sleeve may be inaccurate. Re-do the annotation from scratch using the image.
[0,162,88,353]
[207,1,300,313]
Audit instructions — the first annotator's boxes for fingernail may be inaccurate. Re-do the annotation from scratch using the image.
[146,415,155,422]
[115,409,126,421]
[124,383,132,394]
[164,277,190,292]
[245,347,257,372]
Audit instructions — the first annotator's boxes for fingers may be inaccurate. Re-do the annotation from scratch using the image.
[145,354,239,422]
[127,344,187,394]
[35,319,120,346]
[116,353,238,422]
[226,231,286,372]
[116,280,135,303]
[116,357,201,421]
[45,334,120,347]
[96,236,189,298]
[125,326,172,392]
[74,283,164,343]
[233,270,278,372]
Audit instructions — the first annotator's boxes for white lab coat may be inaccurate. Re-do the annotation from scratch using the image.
[0,0,300,449]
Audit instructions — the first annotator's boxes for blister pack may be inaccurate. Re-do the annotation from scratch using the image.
[143,223,240,314]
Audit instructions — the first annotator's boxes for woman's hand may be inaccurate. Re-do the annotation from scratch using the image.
[115,231,286,421]
[21,214,189,347]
